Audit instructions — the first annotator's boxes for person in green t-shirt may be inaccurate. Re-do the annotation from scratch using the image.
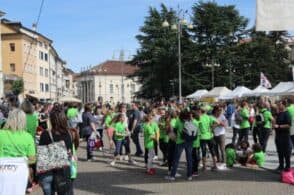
[247,143,265,168]
[111,114,127,166]
[199,107,218,171]
[286,99,294,153]
[21,100,38,139]
[104,108,115,152]
[259,102,273,152]
[143,115,157,175]
[225,143,236,167]
[238,101,250,144]
[167,112,178,173]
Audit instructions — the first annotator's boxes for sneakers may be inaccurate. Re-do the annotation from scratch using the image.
[164,175,175,181]
[153,156,158,160]
[175,172,182,178]
[110,161,116,166]
[124,155,129,161]
[87,157,95,162]
[146,168,156,175]
[159,161,168,166]
[128,159,137,165]
[187,176,192,181]
[99,147,103,151]
[192,172,199,177]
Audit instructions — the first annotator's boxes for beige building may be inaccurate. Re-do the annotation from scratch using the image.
[1,19,70,101]
[76,60,140,103]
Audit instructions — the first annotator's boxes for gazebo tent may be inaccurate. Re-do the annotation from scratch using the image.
[265,82,294,96]
[202,87,232,98]
[279,86,294,95]
[243,85,270,97]
[220,86,252,99]
[186,89,208,99]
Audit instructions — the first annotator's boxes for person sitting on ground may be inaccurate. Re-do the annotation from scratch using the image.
[225,143,236,168]
[247,143,265,168]
[237,140,251,166]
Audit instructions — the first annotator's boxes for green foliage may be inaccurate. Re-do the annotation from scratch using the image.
[131,2,292,100]
[12,79,24,95]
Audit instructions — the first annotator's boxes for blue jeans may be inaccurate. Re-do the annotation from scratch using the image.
[131,126,143,155]
[39,174,73,195]
[171,142,193,178]
[114,140,123,156]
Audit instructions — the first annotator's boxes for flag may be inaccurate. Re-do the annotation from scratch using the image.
[260,72,272,89]
[256,0,294,31]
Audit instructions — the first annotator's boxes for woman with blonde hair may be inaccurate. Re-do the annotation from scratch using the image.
[0,109,36,195]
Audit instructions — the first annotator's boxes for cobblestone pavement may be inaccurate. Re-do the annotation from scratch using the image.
[33,129,294,195]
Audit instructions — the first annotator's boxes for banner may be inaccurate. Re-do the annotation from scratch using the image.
[260,72,272,89]
[256,0,294,31]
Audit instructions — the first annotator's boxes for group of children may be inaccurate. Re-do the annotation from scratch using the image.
[104,103,266,180]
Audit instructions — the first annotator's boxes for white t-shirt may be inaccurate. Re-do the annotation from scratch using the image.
[213,114,227,136]
[94,114,104,130]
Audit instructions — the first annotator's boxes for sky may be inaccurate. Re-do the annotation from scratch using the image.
[1,0,256,72]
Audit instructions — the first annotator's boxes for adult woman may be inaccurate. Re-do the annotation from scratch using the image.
[38,104,74,195]
[0,109,36,195]
[212,106,227,163]
[274,100,292,172]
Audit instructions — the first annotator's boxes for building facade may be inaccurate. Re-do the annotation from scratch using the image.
[1,19,72,101]
[76,60,140,104]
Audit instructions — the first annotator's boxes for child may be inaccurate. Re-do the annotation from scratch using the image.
[237,140,251,166]
[143,115,157,175]
[192,109,201,176]
[247,143,265,168]
[225,143,236,168]
[158,116,169,166]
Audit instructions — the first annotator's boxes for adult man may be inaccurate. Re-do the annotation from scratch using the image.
[129,102,143,156]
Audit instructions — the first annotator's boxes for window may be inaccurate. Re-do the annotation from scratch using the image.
[45,69,48,77]
[45,84,49,92]
[44,53,48,61]
[131,84,136,93]
[10,63,15,72]
[39,51,43,60]
[9,43,15,52]
[39,41,43,47]
[109,84,114,94]
[40,83,44,92]
[66,80,70,88]
[40,67,43,76]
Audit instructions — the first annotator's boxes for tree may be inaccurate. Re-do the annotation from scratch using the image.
[12,79,24,95]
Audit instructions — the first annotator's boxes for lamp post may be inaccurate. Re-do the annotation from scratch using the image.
[0,11,6,98]
[162,8,193,103]
[205,61,220,89]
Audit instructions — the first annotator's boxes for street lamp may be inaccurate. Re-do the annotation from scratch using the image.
[162,9,193,103]
[205,62,220,89]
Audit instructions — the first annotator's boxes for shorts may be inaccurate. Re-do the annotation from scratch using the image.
[107,128,114,137]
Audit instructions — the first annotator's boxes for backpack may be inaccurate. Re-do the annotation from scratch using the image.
[235,111,243,125]
[181,120,197,142]
[255,111,265,127]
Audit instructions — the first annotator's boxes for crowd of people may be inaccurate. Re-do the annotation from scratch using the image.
[0,93,293,194]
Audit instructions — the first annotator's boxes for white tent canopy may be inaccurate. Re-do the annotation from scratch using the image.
[265,82,294,96]
[279,86,294,96]
[243,85,270,97]
[186,89,208,99]
[202,87,232,98]
[59,96,82,103]
[220,86,252,99]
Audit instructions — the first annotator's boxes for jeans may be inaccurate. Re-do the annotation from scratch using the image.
[252,126,260,144]
[97,128,104,146]
[238,128,249,144]
[192,147,200,173]
[114,140,123,156]
[147,148,155,170]
[259,128,271,152]
[120,137,131,155]
[200,139,216,158]
[275,135,292,170]
[232,127,239,145]
[168,140,176,171]
[159,139,168,162]
[171,142,193,178]
[39,174,73,195]
[131,126,143,155]
[85,134,93,160]
[214,134,226,163]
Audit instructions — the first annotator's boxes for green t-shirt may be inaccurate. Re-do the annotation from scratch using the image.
[287,105,294,120]
[261,109,273,129]
[170,118,177,129]
[114,122,126,141]
[192,119,200,148]
[226,148,236,167]
[159,120,169,143]
[175,119,184,145]
[199,114,216,140]
[0,130,35,158]
[67,108,78,119]
[253,151,265,167]
[143,123,156,149]
[26,114,38,138]
[105,115,113,128]
[240,108,250,129]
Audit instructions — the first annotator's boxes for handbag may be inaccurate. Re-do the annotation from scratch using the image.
[36,131,70,174]
[69,131,78,179]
